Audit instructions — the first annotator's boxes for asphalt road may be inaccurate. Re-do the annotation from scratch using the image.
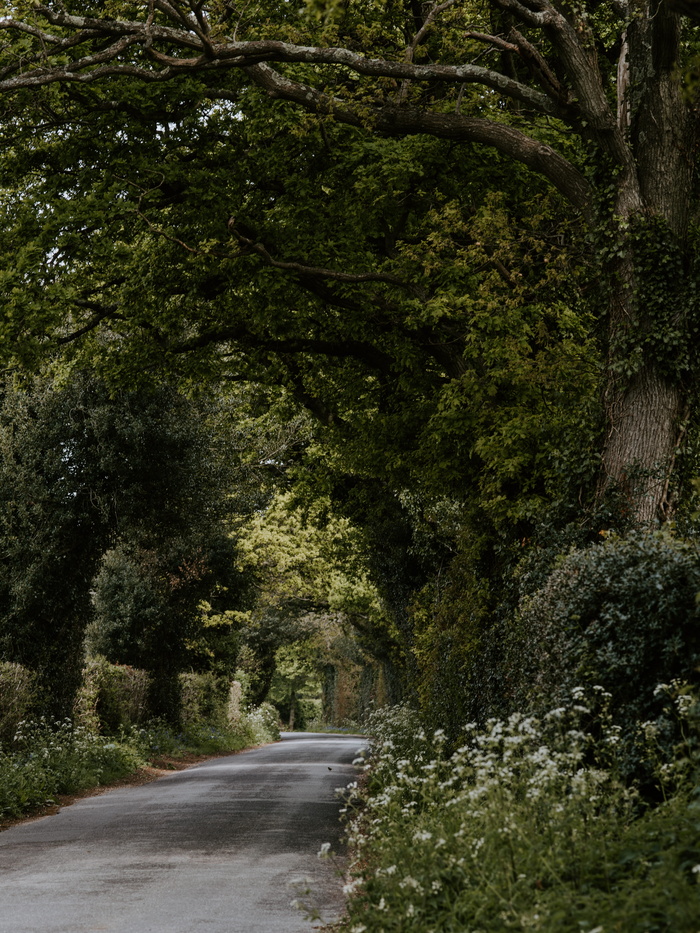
[0,732,366,933]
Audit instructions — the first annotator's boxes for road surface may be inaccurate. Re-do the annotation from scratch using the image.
[0,732,365,933]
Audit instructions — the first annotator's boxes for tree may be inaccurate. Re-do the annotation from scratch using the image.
[234,489,393,711]
[0,374,111,717]
[0,0,697,523]
[78,380,252,722]
[0,369,250,721]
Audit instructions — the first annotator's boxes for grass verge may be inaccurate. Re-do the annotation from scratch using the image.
[0,704,280,828]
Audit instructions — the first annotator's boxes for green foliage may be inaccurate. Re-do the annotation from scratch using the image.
[244,702,282,745]
[0,368,252,723]
[235,488,391,713]
[336,694,700,932]
[0,373,114,717]
[605,216,700,382]
[180,671,230,730]
[268,641,322,730]
[0,719,145,819]
[75,656,150,735]
[410,531,493,737]
[502,531,700,779]
[0,664,281,821]
[0,662,36,746]
[1,0,697,797]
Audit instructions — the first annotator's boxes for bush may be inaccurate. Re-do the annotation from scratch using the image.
[75,656,150,734]
[0,662,36,746]
[336,694,700,932]
[505,531,700,778]
[242,702,281,745]
[180,671,230,729]
[131,699,281,760]
[0,665,282,822]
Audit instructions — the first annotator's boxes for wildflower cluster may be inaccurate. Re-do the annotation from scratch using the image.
[0,701,281,822]
[339,691,700,932]
[0,718,144,818]
[244,702,282,745]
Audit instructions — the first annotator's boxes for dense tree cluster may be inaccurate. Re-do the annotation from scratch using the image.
[0,0,698,743]
[0,372,252,720]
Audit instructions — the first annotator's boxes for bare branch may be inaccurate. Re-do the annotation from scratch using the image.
[405,0,459,63]
[487,0,550,27]
[507,27,568,104]
[464,32,520,54]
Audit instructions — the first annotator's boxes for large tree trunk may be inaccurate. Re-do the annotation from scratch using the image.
[600,365,685,523]
[596,3,696,524]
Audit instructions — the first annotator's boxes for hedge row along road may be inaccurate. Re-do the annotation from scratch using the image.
[0,733,364,932]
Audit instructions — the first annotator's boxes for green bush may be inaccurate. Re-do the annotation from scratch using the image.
[131,699,281,760]
[505,531,700,779]
[0,664,282,822]
[75,656,150,734]
[0,662,36,746]
[244,702,281,745]
[180,671,229,729]
[336,695,700,932]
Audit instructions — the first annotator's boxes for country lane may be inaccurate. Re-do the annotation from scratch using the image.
[0,732,366,933]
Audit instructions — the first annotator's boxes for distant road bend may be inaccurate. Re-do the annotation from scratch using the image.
[0,732,365,933]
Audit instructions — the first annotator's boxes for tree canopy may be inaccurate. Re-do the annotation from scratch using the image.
[0,0,699,734]
[0,0,697,525]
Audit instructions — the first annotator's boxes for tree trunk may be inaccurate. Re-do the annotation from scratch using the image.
[600,364,684,524]
[596,3,696,524]
[288,688,296,731]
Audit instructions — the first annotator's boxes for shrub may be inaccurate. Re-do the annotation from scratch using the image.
[0,662,36,746]
[336,694,700,932]
[243,702,281,745]
[180,671,229,729]
[130,699,281,760]
[505,531,700,778]
[0,719,145,818]
[75,656,150,734]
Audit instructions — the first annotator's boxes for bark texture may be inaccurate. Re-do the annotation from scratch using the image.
[598,2,697,521]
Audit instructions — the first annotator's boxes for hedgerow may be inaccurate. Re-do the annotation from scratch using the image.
[0,656,281,822]
[503,531,700,780]
[330,690,700,933]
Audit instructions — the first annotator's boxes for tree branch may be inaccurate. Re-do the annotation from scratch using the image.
[55,302,123,345]
[0,5,594,211]
[0,11,559,115]
[248,63,592,213]
[229,224,424,296]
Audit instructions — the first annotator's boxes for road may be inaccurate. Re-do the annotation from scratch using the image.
[0,732,365,933]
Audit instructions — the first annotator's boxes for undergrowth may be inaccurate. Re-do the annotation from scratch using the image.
[329,688,700,933]
[0,702,280,821]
